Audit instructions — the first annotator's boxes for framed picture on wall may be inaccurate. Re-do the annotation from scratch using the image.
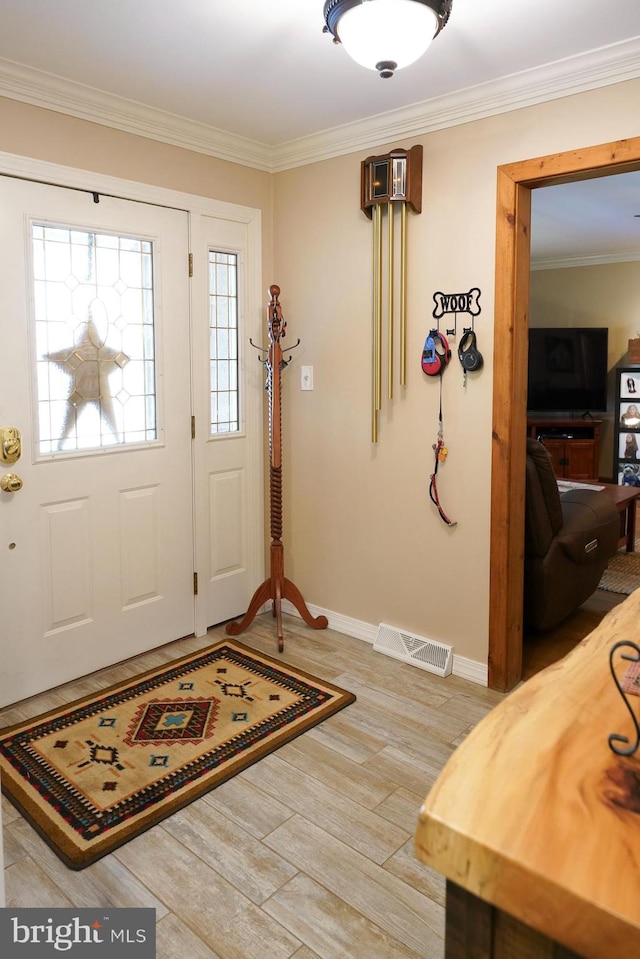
[620,432,640,460]
[619,462,640,487]
[620,401,640,427]
[620,374,640,400]
[615,367,640,486]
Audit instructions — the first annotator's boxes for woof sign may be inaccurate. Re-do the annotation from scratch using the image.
[432,287,481,320]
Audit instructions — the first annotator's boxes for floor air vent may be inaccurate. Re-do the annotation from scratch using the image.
[373,623,453,677]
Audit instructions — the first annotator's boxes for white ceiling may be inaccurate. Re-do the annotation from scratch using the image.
[1,0,640,150]
[0,0,640,261]
[531,172,640,268]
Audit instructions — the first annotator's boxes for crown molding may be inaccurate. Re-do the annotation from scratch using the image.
[0,36,639,174]
[531,249,640,270]
[271,36,640,170]
[0,58,273,172]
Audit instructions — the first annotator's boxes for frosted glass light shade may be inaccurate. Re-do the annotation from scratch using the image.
[337,0,439,75]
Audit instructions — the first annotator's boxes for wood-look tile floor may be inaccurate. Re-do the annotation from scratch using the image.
[522,583,625,681]
[1,615,504,959]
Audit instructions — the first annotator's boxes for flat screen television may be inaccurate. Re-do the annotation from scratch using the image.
[527,326,608,414]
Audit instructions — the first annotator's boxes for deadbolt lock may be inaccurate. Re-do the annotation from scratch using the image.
[1,472,23,493]
[0,427,21,465]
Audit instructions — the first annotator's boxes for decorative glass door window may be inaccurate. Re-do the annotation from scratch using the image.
[209,250,239,434]
[33,224,157,455]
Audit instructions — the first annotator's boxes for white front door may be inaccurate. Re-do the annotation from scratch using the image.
[0,177,195,706]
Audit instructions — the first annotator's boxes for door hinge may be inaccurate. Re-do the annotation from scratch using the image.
[191,415,196,440]
[188,252,194,277]
[194,572,198,595]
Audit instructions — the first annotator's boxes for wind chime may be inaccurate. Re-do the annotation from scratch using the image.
[361,144,423,442]
[226,285,328,652]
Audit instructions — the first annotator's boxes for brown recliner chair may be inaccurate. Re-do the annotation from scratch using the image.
[524,438,619,631]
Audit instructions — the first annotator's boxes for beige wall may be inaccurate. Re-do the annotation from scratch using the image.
[273,79,640,668]
[530,261,640,478]
[1,78,640,672]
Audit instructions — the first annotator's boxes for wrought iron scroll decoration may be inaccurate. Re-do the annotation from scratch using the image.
[608,640,640,757]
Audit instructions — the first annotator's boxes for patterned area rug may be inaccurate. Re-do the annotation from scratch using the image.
[0,639,355,870]
[598,543,640,595]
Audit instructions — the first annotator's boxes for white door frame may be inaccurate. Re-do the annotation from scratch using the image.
[0,150,264,642]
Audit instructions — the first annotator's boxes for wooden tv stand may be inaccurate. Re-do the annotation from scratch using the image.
[527,416,602,481]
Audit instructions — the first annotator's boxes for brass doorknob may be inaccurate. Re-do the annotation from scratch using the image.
[1,473,23,492]
[0,427,21,464]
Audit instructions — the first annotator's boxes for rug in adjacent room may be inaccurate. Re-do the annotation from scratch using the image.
[0,639,355,870]
[598,542,640,595]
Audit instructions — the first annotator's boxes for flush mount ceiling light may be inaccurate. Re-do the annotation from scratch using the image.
[323,0,452,79]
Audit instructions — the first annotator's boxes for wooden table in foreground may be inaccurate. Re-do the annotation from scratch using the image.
[415,590,640,959]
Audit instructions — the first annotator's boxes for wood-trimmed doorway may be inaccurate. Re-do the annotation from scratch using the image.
[488,135,640,692]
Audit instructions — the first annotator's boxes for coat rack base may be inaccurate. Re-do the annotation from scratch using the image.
[225,543,328,652]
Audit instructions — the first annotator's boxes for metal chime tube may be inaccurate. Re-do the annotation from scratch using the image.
[376,204,383,411]
[400,201,407,387]
[363,146,422,441]
[372,203,379,443]
[371,195,411,439]
[388,200,394,400]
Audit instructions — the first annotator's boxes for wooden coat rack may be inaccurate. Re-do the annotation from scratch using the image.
[226,285,327,651]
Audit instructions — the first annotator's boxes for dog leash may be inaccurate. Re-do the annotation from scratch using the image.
[422,329,457,527]
[429,375,457,527]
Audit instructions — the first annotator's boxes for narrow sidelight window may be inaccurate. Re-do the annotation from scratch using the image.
[209,250,239,435]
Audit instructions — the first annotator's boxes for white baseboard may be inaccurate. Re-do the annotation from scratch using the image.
[279,600,488,687]
[449,654,489,687]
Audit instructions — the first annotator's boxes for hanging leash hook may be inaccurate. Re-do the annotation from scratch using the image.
[423,339,457,527]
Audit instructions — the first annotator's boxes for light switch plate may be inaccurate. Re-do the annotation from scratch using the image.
[301,366,313,390]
